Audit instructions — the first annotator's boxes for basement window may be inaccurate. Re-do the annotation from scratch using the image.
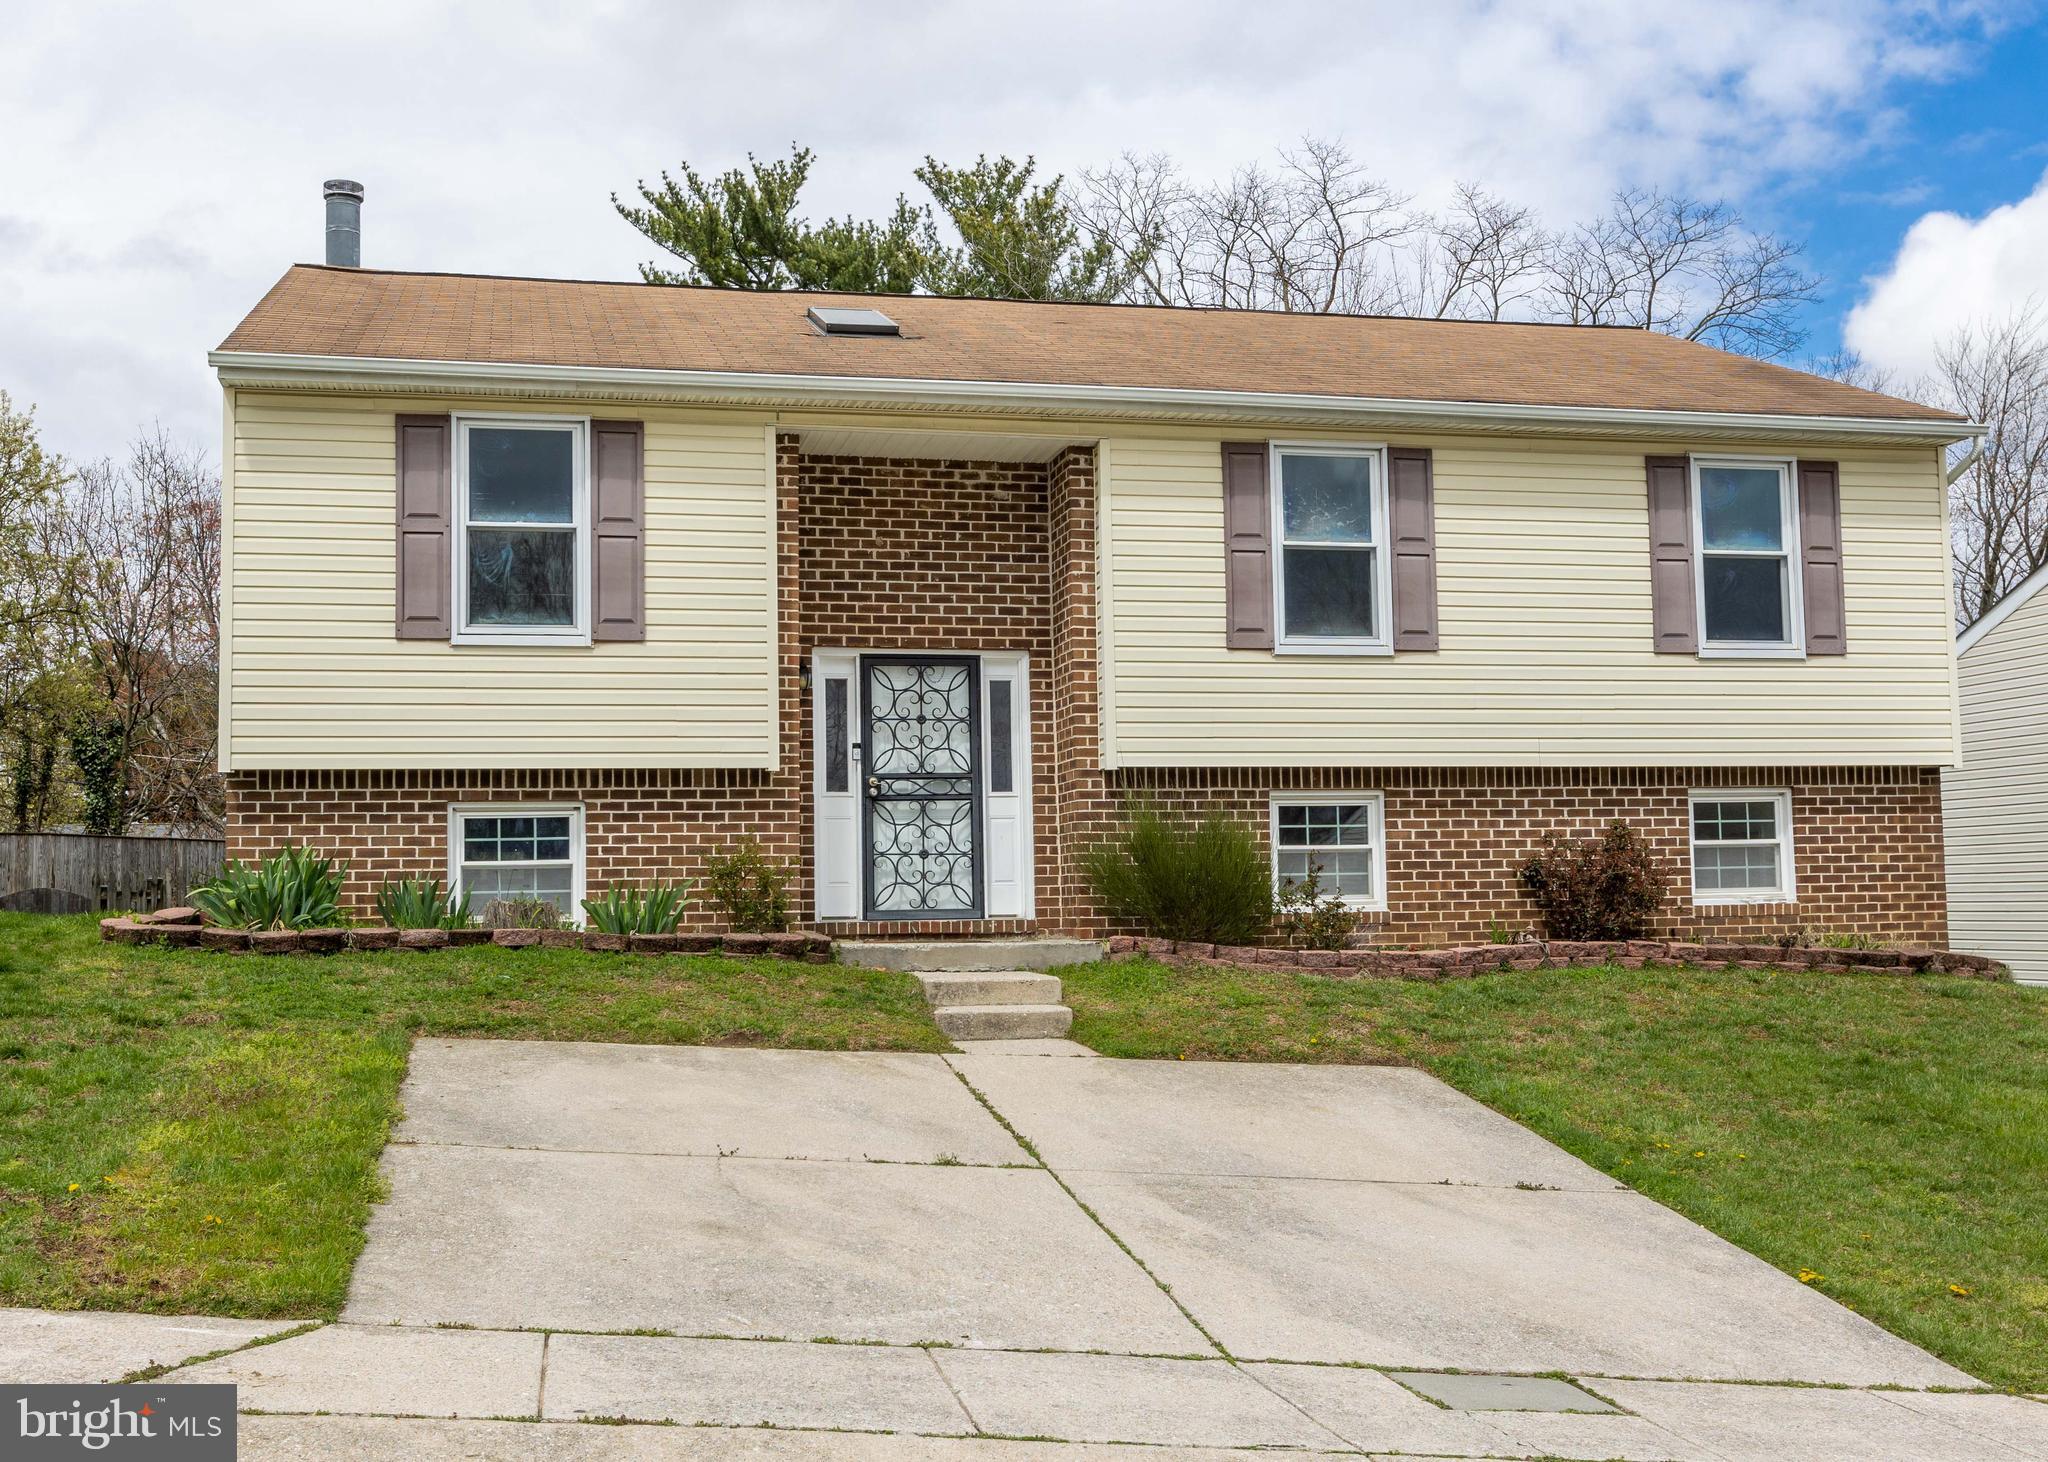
[1689,790,1795,905]
[448,803,586,919]
[1270,792,1387,912]
[806,306,901,336]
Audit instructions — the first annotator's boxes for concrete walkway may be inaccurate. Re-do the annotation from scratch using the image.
[16,1038,2044,1459]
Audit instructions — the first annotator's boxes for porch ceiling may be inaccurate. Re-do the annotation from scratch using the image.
[796,426,1091,464]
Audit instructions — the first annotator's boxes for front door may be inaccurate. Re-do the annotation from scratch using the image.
[860,655,983,920]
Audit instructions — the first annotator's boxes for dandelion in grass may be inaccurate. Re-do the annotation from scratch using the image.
[66,1182,79,1192]
[1949,1284,1971,1297]
[1797,1268,1823,1284]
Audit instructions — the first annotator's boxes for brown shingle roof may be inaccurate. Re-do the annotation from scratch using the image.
[218,265,1961,423]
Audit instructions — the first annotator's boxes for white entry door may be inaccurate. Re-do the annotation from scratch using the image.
[812,649,1032,921]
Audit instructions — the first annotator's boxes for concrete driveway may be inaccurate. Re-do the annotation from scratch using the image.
[169,1038,2044,1460]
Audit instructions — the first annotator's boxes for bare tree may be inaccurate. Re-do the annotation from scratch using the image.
[1078,139,1415,314]
[1803,350,1902,397]
[1938,308,2048,625]
[52,429,222,831]
[1533,188,1820,355]
[1073,143,1821,357]
[1408,183,1549,320]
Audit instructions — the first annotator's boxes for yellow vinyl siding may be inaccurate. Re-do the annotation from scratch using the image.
[1099,433,1956,767]
[225,392,776,769]
[1944,582,2048,983]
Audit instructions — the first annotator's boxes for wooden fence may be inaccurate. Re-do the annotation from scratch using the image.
[0,833,226,914]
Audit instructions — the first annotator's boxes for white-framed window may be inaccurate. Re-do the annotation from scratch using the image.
[453,414,591,645]
[447,803,586,918]
[1688,789,1795,905]
[1271,443,1392,654]
[1691,456,1802,657]
[1270,792,1388,911]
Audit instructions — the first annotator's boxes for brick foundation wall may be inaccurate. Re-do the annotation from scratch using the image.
[223,769,791,929]
[1078,765,1947,946]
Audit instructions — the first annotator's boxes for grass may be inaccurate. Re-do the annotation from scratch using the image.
[1062,956,2048,1393]
[0,912,945,1318]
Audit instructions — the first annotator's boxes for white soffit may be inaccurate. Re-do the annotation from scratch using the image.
[795,426,1086,463]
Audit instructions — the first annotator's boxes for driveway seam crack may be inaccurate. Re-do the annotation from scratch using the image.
[945,1063,1229,1361]
[922,1346,985,1436]
[534,1330,550,1421]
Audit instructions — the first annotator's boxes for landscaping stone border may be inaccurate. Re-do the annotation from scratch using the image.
[1104,935,2012,981]
[99,909,835,963]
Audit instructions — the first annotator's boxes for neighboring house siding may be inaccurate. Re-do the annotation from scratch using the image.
[225,391,777,769]
[1945,582,2048,983]
[1098,433,1954,767]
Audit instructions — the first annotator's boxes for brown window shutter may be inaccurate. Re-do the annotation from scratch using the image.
[1387,447,1438,651]
[1645,455,1697,654]
[1221,441,1273,649]
[590,420,646,642]
[1797,459,1846,655]
[395,414,451,639]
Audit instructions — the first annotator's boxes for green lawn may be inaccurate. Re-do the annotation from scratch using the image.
[1063,956,2048,1393]
[0,912,945,1318]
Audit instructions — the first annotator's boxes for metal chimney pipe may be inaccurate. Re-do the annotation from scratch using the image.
[323,180,363,267]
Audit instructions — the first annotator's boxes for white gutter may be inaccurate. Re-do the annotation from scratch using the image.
[207,349,1982,443]
[1946,439,1984,484]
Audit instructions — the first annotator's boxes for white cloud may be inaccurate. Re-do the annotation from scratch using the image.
[1844,168,2048,379]
[0,0,2002,460]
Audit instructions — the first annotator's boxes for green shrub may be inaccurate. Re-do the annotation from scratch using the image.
[189,846,347,930]
[477,897,566,931]
[374,878,471,930]
[1518,821,1668,941]
[1082,800,1272,945]
[1818,930,1883,951]
[1276,861,1357,950]
[581,883,689,936]
[702,839,791,933]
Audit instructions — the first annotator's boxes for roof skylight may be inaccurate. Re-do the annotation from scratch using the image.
[807,306,901,337]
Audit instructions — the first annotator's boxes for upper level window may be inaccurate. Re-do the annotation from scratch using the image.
[1272,444,1391,654]
[454,416,589,645]
[1693,458,1800,655]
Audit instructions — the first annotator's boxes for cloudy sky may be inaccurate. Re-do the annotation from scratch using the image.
[3,1,2044,465]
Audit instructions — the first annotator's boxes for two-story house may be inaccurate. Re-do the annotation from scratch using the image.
[210,245,1973,945]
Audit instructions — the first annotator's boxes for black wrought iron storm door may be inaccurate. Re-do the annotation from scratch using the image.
[860,656,983,919]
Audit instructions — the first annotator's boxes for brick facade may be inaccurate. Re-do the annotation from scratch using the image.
[1091,765,1946,946]
[225,440,1949,947]
[794,445,1057,937]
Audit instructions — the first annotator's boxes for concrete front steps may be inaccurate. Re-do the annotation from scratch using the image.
[917,971,1072,1041]
[839,938,1102,973]
[836,938,1100,1042]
